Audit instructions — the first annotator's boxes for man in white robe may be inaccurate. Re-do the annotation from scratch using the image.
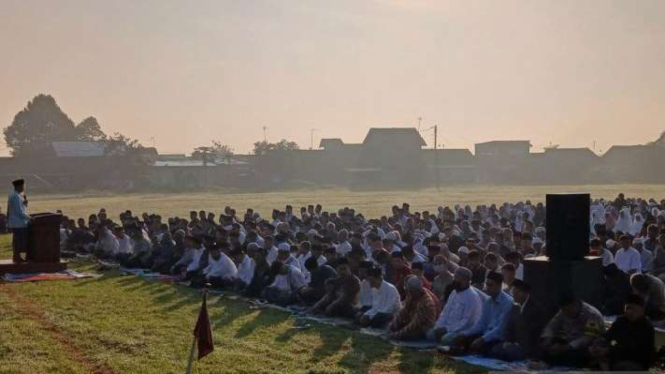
[431,267,483,345]
[357,267,401,328]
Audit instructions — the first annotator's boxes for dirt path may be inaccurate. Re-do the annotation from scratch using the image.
[0,284,115,374]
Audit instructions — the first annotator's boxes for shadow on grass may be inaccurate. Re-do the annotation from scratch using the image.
[234,308,291,339]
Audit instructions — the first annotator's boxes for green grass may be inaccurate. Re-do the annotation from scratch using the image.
[0,235,478,374]
[25,184,665,220]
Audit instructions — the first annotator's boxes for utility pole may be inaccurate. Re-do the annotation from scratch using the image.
[310,128,317,150]
[418,116,422,131]
[434,125,439,190]
[433,125,437,150]
[262,126,268,142]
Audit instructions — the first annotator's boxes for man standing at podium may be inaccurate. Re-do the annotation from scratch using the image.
[7,179,30,263]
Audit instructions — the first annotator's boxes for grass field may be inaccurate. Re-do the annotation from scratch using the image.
[0,235,478,374]
[26,184,665,220]
[3,184,665,374]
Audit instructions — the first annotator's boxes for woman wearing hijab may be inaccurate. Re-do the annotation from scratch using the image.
[631,213,645,237]
[605,211,616,233]
[615,208,633,234]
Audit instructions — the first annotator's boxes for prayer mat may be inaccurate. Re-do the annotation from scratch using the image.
[450,354,571,372]
[2,269,98,283]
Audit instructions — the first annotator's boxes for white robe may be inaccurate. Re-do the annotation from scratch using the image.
[434,287,483,334]
[363,280,401,318]
[204,253,238,280]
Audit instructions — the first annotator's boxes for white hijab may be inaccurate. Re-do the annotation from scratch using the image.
[614,207,632,234]
[630,213,644,236]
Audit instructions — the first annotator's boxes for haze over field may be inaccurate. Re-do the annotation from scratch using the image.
[29,184,665,220]
[2,0,665,156]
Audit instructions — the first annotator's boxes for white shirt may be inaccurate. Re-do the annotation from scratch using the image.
[358,279,373,308]
[186,247,205,272]
[236,255,255,285]
[515,263,524,280]
[269,265,306,292]
[615,247,642,273]
[434,286,483,334]
[204,253,238,280]
[116,234,134,254]
[266,246,279,265]
[601,248,614,267]
[336,241,352,256]
[96,229,119,255]
[296,252,311,273]
[364,280,401,318]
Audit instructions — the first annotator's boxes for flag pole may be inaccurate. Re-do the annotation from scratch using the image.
[185,285,210,374]
[185,334,197,374]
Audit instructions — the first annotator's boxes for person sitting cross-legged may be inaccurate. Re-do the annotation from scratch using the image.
[194,244,237,288]
[589,294,656,371]
[299,257,337,304]
[430,267,484,346]
[539,295,605,368]
[388,275,438,340]
[452,271,514,354]
[310,258,360,318]
[356,267,401,328]
[261,261,306,306]
[490,279,547,361]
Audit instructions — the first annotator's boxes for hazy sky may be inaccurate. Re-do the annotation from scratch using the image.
[2,0,664,155]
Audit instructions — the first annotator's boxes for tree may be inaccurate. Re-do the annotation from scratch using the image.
[75,116,107,141]
[4,94,78,157]
[252,139,300,155]
[192,141,234,165]
[105,132,143,155]
[4,94,143,158]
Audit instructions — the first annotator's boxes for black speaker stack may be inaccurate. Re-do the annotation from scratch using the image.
[524,194,603,317]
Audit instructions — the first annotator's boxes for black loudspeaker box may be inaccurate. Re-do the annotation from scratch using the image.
[545,194,590,261]
[523,256,604,318]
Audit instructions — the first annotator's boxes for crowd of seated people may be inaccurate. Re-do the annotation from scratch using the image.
[57,194,665,370]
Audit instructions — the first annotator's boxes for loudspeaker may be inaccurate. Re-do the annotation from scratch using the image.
[524,256,603,317]
[546,193,590,261]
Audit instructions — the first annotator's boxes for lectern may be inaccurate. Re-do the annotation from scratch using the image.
[27,213,63,263]
[0,212,67,275]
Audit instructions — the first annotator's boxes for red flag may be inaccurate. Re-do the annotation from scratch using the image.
[193,293,214,360]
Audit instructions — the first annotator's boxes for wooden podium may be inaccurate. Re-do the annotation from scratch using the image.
[0,212,67,275]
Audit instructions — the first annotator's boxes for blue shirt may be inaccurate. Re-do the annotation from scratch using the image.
[466,290,514,342]
[7,191,29,229]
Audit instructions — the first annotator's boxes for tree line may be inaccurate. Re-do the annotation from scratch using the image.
[5,94,300,160]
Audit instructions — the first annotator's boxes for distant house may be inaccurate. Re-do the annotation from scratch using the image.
[319,138,345,150]
[475,140,532,182]
[422,149,476,183]
[534,148,600,183]
[52,141,106,157]
[601,145,662,182]
[475,140,531,157]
